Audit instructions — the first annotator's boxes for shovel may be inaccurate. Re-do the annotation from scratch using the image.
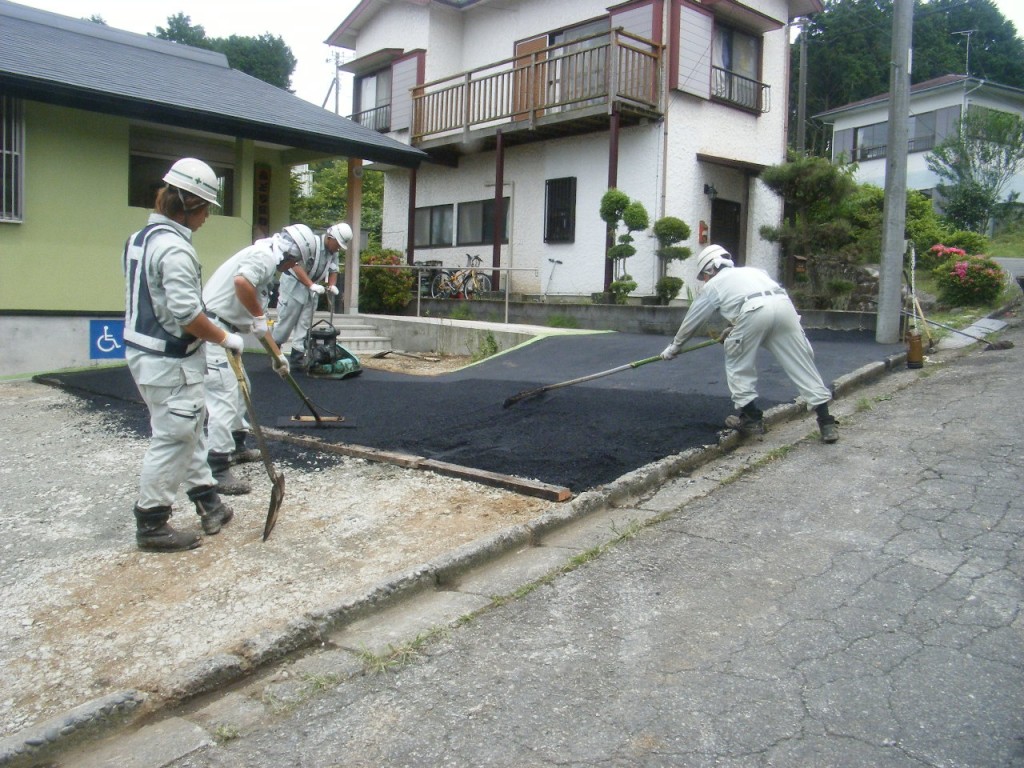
[258,335,350,427]
[502,338,718,408]
[226,350,285,541]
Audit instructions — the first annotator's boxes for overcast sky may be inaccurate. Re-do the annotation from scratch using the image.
[12,0,1024,112]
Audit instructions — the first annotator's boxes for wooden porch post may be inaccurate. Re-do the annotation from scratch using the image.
[343,158,363,316]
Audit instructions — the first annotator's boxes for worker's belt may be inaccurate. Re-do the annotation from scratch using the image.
[207,312,241,333]
[745,288,787,300]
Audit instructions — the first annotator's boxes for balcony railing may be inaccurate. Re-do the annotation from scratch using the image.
[855,135,937,161]
[349,103,392,133]
[711,66,770,113]
[412,29,661,144]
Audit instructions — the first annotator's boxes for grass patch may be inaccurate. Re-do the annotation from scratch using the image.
[547,314,580,329]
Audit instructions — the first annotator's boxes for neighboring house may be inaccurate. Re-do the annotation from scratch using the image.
[0,0,425,377]
[327,0,820,302]
[814,74,1024,206]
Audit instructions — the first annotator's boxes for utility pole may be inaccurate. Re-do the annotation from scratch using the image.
[876,0,913,344]
[796,21,808,153]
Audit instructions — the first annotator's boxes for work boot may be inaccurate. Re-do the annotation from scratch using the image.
[188,485,235,535]
[818,417,840,444]
[289,348,308,370]
[208,451,251,495]
[725,402,765,437]
[134,505,201,552]
[230,430,262,465]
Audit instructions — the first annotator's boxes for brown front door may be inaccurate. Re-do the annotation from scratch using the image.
[513,35,548,121]
[711,198,743,265]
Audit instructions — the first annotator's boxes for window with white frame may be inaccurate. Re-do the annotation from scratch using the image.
[1,95,24,223]
[414,204,454,247]
[456,197,509,246]
[355,68,393,132]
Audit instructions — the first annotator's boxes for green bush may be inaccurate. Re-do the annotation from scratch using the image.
[609,274,638,304]
[358,249,415,314]
[655,276,684,302]
[932,255,1006,306]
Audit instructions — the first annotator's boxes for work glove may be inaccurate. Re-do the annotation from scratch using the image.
[717,326,733,344]
[660,343,681,360]
[251,315,269,335]
[327,284,340,296]
[271,353,290,378]
[219,332,245,353]
[308,283,326,296]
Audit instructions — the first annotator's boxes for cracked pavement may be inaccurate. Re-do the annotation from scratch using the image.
[61,316,1022,768]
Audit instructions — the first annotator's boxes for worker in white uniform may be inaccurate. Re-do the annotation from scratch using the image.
[272,222,353,367]
[122,157,243,552]
[661,245,839,443]
[203,224,317,494]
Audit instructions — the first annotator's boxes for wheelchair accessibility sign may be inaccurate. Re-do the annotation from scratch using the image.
[90,320,125,360]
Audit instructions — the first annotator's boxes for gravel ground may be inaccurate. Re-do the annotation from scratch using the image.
[0,357,547,739]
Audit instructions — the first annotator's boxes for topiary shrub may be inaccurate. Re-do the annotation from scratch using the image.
[358,249,415,313]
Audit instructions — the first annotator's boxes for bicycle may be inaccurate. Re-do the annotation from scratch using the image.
[429,253,492,299]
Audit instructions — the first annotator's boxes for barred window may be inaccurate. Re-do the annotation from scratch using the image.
[1,96,24,223]
[544,177,576,243]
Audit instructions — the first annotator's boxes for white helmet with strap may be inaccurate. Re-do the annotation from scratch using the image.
[695,244,734,278]
[326,222,353,251]
[281,224,317,265]
[162,158,221,208]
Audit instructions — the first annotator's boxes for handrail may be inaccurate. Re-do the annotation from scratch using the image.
[710,65,770,113]
[412,28,661,142]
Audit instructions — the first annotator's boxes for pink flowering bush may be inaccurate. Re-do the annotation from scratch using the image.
[920,243,967,271]
[931,248,1006,306]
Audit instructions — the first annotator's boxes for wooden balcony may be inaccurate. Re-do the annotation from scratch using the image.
[411,29,662,156]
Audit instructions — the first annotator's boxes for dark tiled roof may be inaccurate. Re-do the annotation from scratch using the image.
[0,0,426,167]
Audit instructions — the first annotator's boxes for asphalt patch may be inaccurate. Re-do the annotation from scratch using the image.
[36,330,901,492]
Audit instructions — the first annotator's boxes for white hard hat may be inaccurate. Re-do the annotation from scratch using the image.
[695,245,734,277]
[281,224,317,263]
[326,222,353,251]
[162,158,221,207]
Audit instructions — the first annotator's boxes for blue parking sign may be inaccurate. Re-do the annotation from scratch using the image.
[90,320,125,360]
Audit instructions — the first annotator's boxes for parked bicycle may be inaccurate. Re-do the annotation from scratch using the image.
[430,253,492,299]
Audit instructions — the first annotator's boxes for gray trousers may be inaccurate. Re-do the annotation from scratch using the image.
[272,276,316,353]
[722,297,832,411]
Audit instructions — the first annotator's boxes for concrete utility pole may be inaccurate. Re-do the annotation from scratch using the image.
[797,21,808,153]
[876,0,913,344]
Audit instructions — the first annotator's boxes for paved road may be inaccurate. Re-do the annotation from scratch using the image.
[57,313,1024,767]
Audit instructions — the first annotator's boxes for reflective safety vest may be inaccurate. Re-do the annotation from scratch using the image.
[122,223,204,358]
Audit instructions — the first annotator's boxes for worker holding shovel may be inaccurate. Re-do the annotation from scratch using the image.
[202,224,318,494]
[661,245,839,444]
[122,158,240,552]
[272,222,352,369]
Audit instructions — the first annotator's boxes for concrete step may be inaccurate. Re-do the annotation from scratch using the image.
[337,335,392,353]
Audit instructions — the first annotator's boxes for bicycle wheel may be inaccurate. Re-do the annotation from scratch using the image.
[464,273,492,298]
[430,272,452,299]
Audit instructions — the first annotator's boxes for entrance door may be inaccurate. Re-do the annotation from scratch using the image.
[513,35,548,121]
[710,198,742,265]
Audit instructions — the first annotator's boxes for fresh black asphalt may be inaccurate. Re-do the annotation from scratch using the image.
[38,330,902,492]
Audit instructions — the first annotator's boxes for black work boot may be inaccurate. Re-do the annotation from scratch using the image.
[725,402,765,437]
[135,504,201,552]
[208,450,251,495]
[815,404,840,444]
[188,485,235,535]
[289,347,308,370]
[230,430,262,465]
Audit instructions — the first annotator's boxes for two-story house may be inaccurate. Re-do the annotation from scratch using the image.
[328,0,820,302]
[815,74,1024,210]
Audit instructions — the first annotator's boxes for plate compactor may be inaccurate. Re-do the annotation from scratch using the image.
[305,319,363,379]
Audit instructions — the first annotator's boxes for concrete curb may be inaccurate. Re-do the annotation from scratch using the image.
[3,305,1015,767]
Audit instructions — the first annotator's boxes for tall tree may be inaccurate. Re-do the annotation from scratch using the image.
[153,14,295,90]
[791,0,1024,153]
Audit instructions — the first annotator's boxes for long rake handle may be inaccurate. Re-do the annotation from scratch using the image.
[258,335,327,421]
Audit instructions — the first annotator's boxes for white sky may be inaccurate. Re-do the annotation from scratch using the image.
[12,0,1024,109]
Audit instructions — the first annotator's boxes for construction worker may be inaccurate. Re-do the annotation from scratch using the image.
[272,222,353,367]
[202,224,318,494]
[660,245,839,443]
[122,157,239,552]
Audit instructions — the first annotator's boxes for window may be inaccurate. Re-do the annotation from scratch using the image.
[355,69,393,132]
[456,197,509,246]
[855,122,888,161]
[414,204,454,247]
[544,177,576,243]
[128,129,235,213]
[1,96,24,223]
[909,112,937,153]
[711,26,765,111]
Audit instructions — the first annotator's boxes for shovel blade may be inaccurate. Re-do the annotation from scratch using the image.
[262,472,285,541]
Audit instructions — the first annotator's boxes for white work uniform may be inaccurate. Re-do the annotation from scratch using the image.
[122,213,216,509]
[203,238,283,454]
[272,237,338,353]
[670,266,832,410]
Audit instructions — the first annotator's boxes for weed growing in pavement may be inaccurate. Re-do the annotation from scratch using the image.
[547,314,580,329]
[356,627,448,674]
[449,303,473,320]
[214,724,240,743]
[856,397,873,412]
[302,673,340,692]
[472,331,500,361]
